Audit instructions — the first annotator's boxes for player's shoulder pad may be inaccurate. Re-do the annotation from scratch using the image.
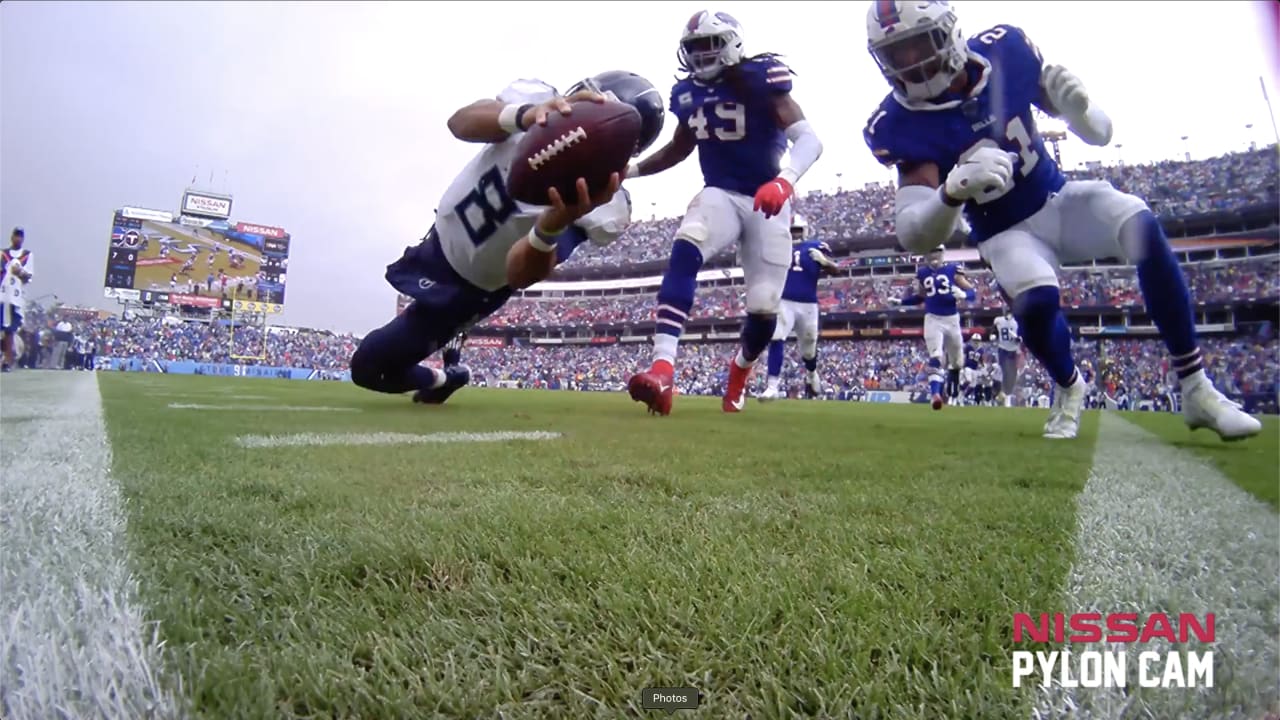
[497,78,558,105]
[970,24,1043,70]
[738,53,794,94]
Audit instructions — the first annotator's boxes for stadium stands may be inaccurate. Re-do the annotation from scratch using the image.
[12,146,1279,415]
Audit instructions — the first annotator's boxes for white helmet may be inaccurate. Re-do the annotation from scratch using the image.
[972,333,984,343]
[866,1,967,103]
[679,10,745,81]
[927,245,946,268]
[790,213,809,241]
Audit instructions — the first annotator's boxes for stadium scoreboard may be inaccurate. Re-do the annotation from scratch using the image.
[103,194,293,314]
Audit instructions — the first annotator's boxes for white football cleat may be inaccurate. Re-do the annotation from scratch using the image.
[1182,379,1262,441]
[757,385,782,403]
[1044,373,1086,439]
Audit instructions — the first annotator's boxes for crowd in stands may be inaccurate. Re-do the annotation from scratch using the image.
[483,257,1279,328]
[560,147,1278,269]
[8,146,1276,412]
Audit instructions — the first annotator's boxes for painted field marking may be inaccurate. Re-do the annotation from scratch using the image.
[0,372,184,719]
[235,430,563,448]
[168,403,360,412]
[1032,412,1278,719]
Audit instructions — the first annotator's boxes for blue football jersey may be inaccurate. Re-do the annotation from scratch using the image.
[917,263,962,316]
[782,240,826,303]
[670,56,792,196]
[964,343,983,370]
[863,25,1067,244]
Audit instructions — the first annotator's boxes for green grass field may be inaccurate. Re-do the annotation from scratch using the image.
[21,373,1277,719]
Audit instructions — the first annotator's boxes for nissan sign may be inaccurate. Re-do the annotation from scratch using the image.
[234,222,286,239]
[181,191,233,220]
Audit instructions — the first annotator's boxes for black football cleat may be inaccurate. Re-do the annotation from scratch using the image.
[413,364,471,405]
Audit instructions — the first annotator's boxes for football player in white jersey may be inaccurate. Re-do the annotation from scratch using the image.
[350,73,664,404]
[993,307,1022,406]
[1,227,33,372]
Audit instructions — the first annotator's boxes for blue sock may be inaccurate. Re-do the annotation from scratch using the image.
[929,357,943,396]
[766,339,784,378]
[1123,211,1203,379]
[1014,285,1078,388]
[740,313,776,363]
[655,240,703,338]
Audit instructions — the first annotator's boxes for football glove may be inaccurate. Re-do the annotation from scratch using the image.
[951,285,968,301]
[944,146,1015,203]
[1041,64,1089,119]
[886,297,902,307]
[753,177,794,218]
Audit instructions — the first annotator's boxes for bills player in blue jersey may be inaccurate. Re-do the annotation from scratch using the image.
[861,1,1260,440]
[758,214,839,401]
[623,10,824,415]
[888,246,975,409]
[348,72,663,405]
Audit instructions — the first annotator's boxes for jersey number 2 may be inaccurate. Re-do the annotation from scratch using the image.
[454,166,517,247]
[688,103,746,141]
[960,116,1040,205]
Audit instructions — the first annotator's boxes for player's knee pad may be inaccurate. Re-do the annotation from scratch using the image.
[348,342,380,390]
[1117,210,1166,264]
[674,224,710,254]
[798,332,817,359]
[744,282,782,315]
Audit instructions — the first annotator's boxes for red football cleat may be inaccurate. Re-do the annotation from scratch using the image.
[931,393,945,411]
[722,359,754,413]
[629,360,675,416]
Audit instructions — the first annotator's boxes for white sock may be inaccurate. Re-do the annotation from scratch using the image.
[1179,369,1207,393]
[734,351,753,370]
[428,367,446,389]
[652,334,679,365]
[767,376,780,390]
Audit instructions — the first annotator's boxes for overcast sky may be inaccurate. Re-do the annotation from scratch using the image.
[2,1,1277,334]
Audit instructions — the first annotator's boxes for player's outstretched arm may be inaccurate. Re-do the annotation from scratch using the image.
[626,123,696,180]
[447,91,606,144]
[1037,65,1112,146]
[752,94,823,218]
[505,173,622,289]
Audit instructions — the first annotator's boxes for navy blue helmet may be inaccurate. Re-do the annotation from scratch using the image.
[567,71,665,157]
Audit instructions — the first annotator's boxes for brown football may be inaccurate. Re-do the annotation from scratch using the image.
[508,100,641,206]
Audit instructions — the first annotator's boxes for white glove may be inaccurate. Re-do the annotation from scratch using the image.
[1041,64,1089,119]
[944,146,1015,202]
[7,260,22,277]
[951,285,968,301]
[807,247,826,264]
[886,297,902,307]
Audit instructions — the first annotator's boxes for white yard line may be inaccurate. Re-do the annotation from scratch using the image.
[168,402,359,412]
[235,430,563,448]
[0,372,185,719]
[1034,412,1279,719]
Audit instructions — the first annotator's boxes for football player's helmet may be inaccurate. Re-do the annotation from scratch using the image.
[678,10,745,81]
[567,71,666,156]
[790,213,809,242]
[972,333,984,344]
[866,1,967,102]
[928,245,946,268]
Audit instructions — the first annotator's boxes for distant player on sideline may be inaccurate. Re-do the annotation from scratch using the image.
[1,227,33,372]
[861,0,1259,440]
[993,306,1022,406]
[625,10,824,415]
[759,213,840,401]
[349,73,664,405]
[887,246,975,409]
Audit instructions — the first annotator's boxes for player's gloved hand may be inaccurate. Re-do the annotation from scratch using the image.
[807,247,826,263]
[951,285,968,301]
[944,146,1014,202]
[1041,64,1089,119]
[885,297,902,307]
[753,176,794,218]
[536,172,622,235]
[524,90,608,129]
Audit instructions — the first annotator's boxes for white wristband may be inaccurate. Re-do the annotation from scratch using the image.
[498,104,523,134]
[527,227,556,253]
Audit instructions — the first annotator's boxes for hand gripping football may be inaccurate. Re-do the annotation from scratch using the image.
[508,100,641,206]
